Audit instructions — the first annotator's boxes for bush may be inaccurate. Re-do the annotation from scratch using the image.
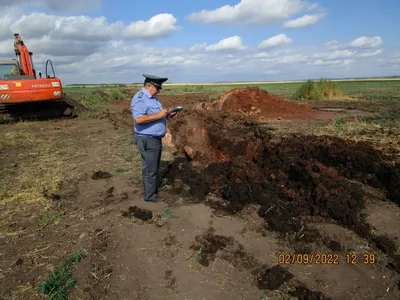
[110,89,126,100]
[292,78,344,100]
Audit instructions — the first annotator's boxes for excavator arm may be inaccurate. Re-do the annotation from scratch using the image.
[13,33,36,78]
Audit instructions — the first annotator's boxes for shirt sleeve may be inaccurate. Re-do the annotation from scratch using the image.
[131,97,148,119]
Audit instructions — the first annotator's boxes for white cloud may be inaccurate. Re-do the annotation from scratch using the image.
[256,53,309,64]
[258,34,292,49]
[0,11,179,59]
[265,69,281,74]
[11,13,124,41]
[324,40,340,49]
[189,43,207,52]
[314,59,354,65]
[283,13,324,28]
[191,36,247,52]
[324,36,383,51]
[186,0,312,25]
[123,14,178,39]
[357,49,382,57]
[254,49,296,58]
[349,36,383,48]
[314,50,356,60]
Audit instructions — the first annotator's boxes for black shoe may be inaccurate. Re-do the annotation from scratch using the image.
[145,195,164,203]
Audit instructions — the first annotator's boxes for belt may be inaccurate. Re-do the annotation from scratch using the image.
[135,134,163,140]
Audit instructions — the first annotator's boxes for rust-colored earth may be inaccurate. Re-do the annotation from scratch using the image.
[195,87,333,120]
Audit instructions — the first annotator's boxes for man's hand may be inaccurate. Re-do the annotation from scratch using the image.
[159,109,168,118]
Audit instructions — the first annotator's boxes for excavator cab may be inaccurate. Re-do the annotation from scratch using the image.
[0,60,20,79]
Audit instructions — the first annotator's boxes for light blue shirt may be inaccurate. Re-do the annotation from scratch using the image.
[130,87,166,138]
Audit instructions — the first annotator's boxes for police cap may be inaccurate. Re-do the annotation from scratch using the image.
[143,74,168,89]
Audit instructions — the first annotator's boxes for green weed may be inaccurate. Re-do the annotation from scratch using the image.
[110,89,126,100]
[160,204,179,219]
[37,211,60,228]
[191,246,204,264]
[292,78,344,100]
[39,251,84,300]
[333,115,349,130]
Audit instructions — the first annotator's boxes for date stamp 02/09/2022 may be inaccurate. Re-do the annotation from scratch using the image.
[278,253,376,265]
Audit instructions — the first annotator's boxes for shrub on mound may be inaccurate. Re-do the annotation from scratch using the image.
[292,78,344,100]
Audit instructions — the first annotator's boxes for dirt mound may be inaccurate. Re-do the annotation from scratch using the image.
[166,110,400,262]
[197,87,331,120]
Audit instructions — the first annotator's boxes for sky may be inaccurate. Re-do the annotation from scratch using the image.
[0,0,399,84]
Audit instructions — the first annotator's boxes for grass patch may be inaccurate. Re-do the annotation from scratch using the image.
[292,78,344,100]
[311,115,400,152]
[78,93,109,112]
[39,251,84,300]
[333,115,349,130]
[0,131,34,148]
[110,89,126,100]
[9,283,39,300]
[0,125,83,237]
[191,246,204,264]
[37,210,61,228]
[160,204,179,219]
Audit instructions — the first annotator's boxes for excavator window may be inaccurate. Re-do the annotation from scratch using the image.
[0,64,19,79]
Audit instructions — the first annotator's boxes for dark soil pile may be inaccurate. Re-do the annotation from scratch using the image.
[289,286,333,300]
[198,87,329,120]
[253,265,295,290]
[166,110,400,257]
[121,206,153,221]
[92,171,112,180]
[190,227,257,269]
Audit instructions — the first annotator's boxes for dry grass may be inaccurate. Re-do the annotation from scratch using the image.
[310,116,400,153]
[9,283,39,300]
[0,122,83,235]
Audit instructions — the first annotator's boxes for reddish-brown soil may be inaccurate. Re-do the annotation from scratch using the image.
[196,87,334,120]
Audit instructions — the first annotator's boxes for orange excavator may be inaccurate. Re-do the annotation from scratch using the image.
[0,33,80,122]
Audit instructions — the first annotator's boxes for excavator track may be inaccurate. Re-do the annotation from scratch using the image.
[0,96,89,124]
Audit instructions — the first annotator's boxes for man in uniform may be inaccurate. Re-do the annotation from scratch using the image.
[130,74,175,202]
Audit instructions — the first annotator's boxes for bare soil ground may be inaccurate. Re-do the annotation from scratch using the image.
[0,88,399,300]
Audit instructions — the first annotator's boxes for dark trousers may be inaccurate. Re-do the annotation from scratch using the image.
[134,135,162,201]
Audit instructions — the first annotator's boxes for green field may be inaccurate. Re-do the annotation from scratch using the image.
[64,79,400,99]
